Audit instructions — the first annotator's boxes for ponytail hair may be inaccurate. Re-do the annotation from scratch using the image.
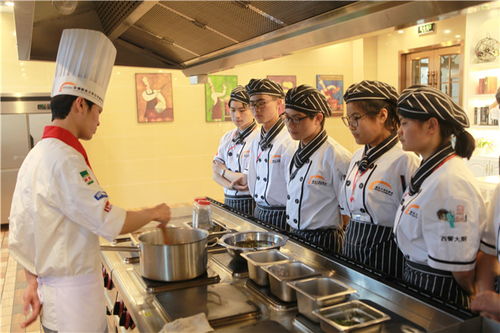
[439,121,475,159]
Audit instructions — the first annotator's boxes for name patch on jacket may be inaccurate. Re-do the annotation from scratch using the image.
[369,180,393,196]
[80,170,94,185]
[404,204,419,219]
[94,191,108,201]
[271,154,281,163]
[436,205,467,228]
[308,175,327,186]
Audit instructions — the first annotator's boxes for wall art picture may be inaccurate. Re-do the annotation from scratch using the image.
[205,75,238,122]
[316,74,344,116]
[135,73,174,123]
[266,75,297,94]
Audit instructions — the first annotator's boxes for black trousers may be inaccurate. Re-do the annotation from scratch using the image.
[342,220,404,279]
[254,204,287,231]
[224,195,255,216]
[404,260,470,309]
[290,227,344,254]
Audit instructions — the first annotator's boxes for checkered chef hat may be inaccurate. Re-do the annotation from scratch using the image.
[245,78,284,98]
[344,80,398,105]
[285,84,332,116]
[229,86,250,105]
[398,85,469,128]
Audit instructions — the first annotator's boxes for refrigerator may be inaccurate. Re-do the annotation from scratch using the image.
[1,94,52,224]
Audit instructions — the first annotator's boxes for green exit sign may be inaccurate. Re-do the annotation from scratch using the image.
[418,23,435,35]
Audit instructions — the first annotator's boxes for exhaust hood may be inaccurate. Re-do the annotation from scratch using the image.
[14,1,483,76]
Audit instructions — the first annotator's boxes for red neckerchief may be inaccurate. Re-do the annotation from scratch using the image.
[42,126,92,169]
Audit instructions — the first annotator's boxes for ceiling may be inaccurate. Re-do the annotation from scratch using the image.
[14,1,484,76]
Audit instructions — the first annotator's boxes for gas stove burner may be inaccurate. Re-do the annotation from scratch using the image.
[132,266,220,294]
[245,279,297,312]
[210,252,248,278]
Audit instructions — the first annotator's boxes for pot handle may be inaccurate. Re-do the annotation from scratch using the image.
[100,244,140,252]
[207,238,219,248]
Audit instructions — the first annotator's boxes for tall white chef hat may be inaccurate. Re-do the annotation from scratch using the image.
[51,29,117,108]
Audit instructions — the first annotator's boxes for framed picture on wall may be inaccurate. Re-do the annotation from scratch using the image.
[135,73,174,123]
[205,75,238,122]
[267,75,296,114]
[316,74,344,116]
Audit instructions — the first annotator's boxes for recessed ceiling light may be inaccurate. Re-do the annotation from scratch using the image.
[455,34,461,39]
[444,29,451,34]
[397,30,405,34]
[5,2,14,7]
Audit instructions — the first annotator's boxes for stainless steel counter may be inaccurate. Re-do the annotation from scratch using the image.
[100,203,497,332]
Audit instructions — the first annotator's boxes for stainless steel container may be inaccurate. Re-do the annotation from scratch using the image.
[219,231,288,257]
[240,249,291,286]
[262,262,320,302]
[312,300,390,332]
[287,277,356,322]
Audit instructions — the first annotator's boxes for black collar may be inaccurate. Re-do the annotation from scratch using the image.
[358,133,399,172]
[259,118,285,150]
[409,143,455,195]
[233,120,257,145]
[289,130,328,180]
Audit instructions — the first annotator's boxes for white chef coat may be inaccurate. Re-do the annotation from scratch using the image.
[214,126,259,196]
[247,127,297,207]
[339,143,420,226]
[480,183,500,261]
[286,137,351,230]
[394,156,485,272]
[9,137,126,331]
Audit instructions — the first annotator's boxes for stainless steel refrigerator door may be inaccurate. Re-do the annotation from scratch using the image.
[28,113,52,146]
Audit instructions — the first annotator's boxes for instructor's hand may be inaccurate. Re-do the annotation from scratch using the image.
[21,278,41,328]
[154,203,171,226]
[231,174,248,191]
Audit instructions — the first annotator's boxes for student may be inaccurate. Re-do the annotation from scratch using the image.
[339,80,419,277]
[231,78,297,230]
[284,85,351,252]
[393,85,485,308]
[212,86,258,215]
[8,29,171,332]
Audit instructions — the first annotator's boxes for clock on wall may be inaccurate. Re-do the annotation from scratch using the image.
[474,36,500,63]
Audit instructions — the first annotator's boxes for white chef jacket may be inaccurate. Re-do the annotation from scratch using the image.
[286,137,352,230]
[394,156,485,272]
[9,137,126,331]
[339,143,420,226]
[214,126,259,196]
[247,127,297,207]
[480,183,500,261]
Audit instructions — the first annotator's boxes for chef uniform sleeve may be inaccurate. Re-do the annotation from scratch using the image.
[333,146,352,200]
[214,131,229,164]
[422,178,484,272]
[49,155,126,241]
[480,184,500,255]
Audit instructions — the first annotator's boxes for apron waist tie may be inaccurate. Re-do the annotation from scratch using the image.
[406,260,453,277]
[256,204,285,211]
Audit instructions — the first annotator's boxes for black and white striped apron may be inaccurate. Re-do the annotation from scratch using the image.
[291,228,344,254]
[255,204,287,231]
[342,219,404,279]
[224,194,255,216]
[404,260,470,308]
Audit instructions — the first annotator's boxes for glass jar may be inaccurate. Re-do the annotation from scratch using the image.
[196,200,212,230]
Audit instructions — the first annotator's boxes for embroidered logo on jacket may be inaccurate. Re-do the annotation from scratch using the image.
[271,154,281,163]
[437,206,467,228]
[368,180,393,196]
[308,175,327,186]
[80,170,94,185]
[404,204,420,218]
[94,191,108,201]
[243,150,251,158]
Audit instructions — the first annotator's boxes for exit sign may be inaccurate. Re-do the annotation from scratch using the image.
[418,23,435,35]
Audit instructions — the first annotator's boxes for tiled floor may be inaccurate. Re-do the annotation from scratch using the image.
[0,225,42,333]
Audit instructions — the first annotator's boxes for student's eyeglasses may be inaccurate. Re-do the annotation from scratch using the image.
[282,114,310,124]
[341,113,373,127]
[249,100,270,109]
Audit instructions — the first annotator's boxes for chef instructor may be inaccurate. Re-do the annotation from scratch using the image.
[8,29,171,332]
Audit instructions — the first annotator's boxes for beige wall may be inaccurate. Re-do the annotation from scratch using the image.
[1,11,359,209]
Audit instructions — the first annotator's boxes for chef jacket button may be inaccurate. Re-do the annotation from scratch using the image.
[360,208,366,213]
[346,180,351,186]
[287,195,290,199]
[260,195,265,199]
[286,215,289,219]
[293,219,298,223]
[237,154,240,157]
[263,177,267,182]
[257,176,260,180]
[228,152,233,156]
[254,194,258,198]
[300,177,303,181]
[258,158,262,162]
[359,183,364,189]
[295,199,299,204]
[228,168,232,171]
[264,159,268,163]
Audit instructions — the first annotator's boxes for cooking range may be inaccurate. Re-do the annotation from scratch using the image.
[100,204,486,332]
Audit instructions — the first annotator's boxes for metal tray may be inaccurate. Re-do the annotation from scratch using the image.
[262,261,320,302]
[313,300,390,332]
[240,249,292,286]
[287,277,356,322]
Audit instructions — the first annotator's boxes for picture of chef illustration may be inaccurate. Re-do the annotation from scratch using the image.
[135,73,174,123]
[317,74,344,116]
[205,75,238,122]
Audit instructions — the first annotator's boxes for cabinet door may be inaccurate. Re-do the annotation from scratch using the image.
[28,113,52,146]
[1,114,30,169]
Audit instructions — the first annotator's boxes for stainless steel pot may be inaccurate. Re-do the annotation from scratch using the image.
[101,227,210,282]
[218,231,288,257]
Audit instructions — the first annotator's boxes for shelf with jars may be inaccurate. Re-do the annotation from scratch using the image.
[467,63,499,127]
